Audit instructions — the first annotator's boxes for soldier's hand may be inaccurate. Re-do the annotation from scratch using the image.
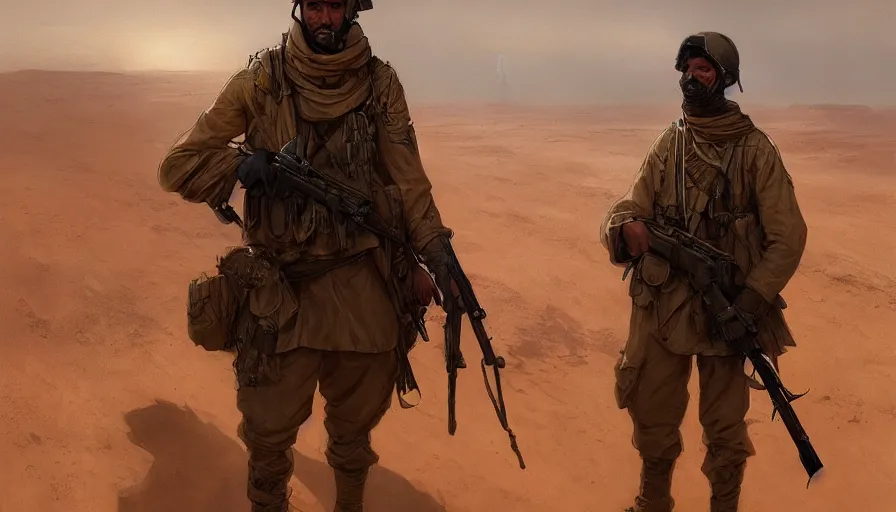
[716,286,770,346]
[622,220,650,257]
[412,265,438,306]
[237,150,276,189]
[718,309,750,342]
[419,237,461,312]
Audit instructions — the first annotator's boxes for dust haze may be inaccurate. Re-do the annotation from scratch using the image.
[3,1,896,512]
[2,0,892,105]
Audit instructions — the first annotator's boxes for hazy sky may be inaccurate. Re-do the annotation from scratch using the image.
[2,0,892,105]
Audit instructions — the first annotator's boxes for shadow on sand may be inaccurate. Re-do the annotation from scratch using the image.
[117,400,446,512]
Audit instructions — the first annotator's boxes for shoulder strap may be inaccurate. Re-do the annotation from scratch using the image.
[245,33,292,102]
[363,56,399,188]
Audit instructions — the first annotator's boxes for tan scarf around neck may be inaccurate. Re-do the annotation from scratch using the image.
[284,21,373,122]
[683,100,756,144]
[679,100,757,176]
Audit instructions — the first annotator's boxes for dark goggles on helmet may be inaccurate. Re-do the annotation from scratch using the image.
[675,35,714,73]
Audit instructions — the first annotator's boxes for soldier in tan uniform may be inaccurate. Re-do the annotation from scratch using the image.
[158,1,455,511]
[599,32,808,512]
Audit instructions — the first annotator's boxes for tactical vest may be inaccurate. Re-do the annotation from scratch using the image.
[653,120,758,254]
[240,37,389,265]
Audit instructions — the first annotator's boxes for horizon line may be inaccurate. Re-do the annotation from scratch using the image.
[2,68,892,110]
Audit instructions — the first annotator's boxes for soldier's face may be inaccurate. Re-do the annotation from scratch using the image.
[684,57,717,88]
[302,1,347,48]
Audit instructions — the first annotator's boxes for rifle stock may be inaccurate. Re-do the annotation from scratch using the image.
[637,218,823,485]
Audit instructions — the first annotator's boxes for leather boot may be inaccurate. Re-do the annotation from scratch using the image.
[249,481,305,512]
[333,467,369,512]
[624,458,676,512]
[248,477,289,512]
[705,461,745,512]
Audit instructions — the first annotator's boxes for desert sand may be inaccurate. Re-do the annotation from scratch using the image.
[0,69,894,512]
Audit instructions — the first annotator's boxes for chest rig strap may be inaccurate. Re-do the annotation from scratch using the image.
[671,120,737,236]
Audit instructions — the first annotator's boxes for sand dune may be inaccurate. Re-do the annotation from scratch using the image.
[1,70,894,511]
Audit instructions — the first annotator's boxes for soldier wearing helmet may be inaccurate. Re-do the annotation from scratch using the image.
[291,0,372,54]
[158,1,455,510]
[599,32,808,511]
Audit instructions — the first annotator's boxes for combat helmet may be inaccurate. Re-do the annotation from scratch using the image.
[291,0,373,23]
[674,32,743,92]
[351,0,373,16]
[338,0,373,21]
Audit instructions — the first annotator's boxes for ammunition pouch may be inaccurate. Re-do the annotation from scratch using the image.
[188,245,298,389]
[628,252,673,310]
[187,272,242,352]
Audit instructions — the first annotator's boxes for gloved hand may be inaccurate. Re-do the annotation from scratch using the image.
[716,286,771,344]
[734,286,772,320]
[419,236,461,313]
[236,150,276,190]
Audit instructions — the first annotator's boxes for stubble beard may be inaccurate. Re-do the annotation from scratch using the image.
[313,26,337,50]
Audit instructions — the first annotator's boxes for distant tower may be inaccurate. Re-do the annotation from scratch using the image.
[496,54,509,103]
